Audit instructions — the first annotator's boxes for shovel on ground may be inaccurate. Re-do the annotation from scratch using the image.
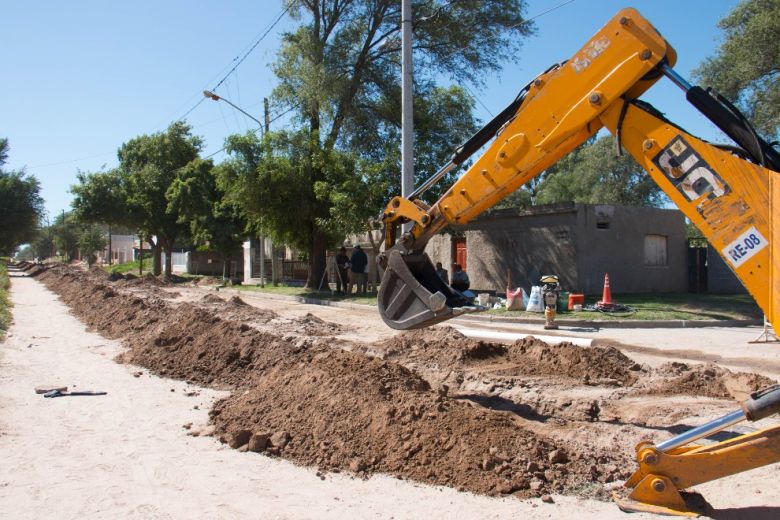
[42,389,107,398]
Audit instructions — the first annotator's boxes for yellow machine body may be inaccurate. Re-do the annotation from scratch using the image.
[376,7,780,514]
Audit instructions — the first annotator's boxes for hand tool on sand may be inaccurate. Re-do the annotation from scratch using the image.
[35,385,68,394]
[43,389,107,398]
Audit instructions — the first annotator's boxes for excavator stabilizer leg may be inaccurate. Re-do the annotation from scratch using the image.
[377,250,475,330]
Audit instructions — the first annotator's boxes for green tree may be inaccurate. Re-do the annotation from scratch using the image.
[31,226,55,260]
[51,212,80,262]
[16,245,35,261]
[241,0,533,286]
[71,168,134,265]
[168,158,247,280]
[693,0,780,139]
[0,139,45,255]
[530,135,666,207]
[78,224,108,267]
[118,122,201,276]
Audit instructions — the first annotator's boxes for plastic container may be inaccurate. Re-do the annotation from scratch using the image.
[557,291,569,312]
[568,293,585,310]
[477,293,491,306]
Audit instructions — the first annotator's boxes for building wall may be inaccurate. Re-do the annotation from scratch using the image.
[707,245,747,294]
[573,205,688,294]
[99,234,136,265]
[424,203,688,295]
[189,250,244,277]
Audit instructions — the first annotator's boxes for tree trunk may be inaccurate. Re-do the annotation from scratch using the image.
[306,230,327,290]
[108,226,112,265]
[152,239,162,276]
[138,234,144,276]
[271,241,281,285]
[164,243,173,278]
[222,252,227,281]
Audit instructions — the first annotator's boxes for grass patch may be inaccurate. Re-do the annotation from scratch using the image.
[488,292,761,321]
[233,283,377,306]
[105,257,153,274]
[0,261,11,340]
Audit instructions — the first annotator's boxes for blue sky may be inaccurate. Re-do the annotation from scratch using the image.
[2,0,739,218]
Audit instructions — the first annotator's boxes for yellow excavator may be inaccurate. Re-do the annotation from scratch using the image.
[375,8,780,516]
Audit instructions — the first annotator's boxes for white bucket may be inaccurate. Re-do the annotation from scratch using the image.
[477,293,491,306]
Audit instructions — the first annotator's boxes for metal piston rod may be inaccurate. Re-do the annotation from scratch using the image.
[656,385,780,452]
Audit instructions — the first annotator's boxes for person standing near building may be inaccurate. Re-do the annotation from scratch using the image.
[450,263,470,292]
[335,246,350,294]
[435,262,449,284]
[348,244,369,295]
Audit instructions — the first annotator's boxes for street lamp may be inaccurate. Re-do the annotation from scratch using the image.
[202,89,269,287]
[202,90,264,128]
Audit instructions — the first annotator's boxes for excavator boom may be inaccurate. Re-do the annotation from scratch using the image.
[377,8,779,334]
[376,7,780,515]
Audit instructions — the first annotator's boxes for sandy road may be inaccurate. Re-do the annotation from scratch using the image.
[0,275,652,520]
[1,275,779,519]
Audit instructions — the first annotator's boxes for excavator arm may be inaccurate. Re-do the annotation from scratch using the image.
[377,8,779,334]
[376,8,780,515]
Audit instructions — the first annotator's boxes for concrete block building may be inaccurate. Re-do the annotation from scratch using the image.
[424,203,688,295]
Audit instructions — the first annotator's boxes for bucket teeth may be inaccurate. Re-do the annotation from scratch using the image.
[377,250,474,330]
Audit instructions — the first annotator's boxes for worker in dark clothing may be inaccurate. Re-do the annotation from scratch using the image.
[435,262,449,284]
[348,244,369,294]
[335,246,350,294]
[450,263,470,292]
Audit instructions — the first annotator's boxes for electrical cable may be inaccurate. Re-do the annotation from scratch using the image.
[210,5,291,93]
[464,0,578,120]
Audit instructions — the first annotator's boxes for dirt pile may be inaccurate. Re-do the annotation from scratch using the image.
[506,337,640,385]
[39,265,775,502]
[38,266,312,387]
[124,302,315,386]
[38,265,621,498]
[373,328,639,385]
[372,327,504,366]
[631,362,776,399]
[15,261,47,277]
[288,312,345,336]
[197,294,279,324]
[210,347,613,497]
[193,276,222,286]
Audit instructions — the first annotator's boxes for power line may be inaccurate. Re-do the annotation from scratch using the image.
[210,5,291,93]
[511,0,576,29]
[40,8,290,172]
[173,5,290,125]
[27,151,116,170]
[466,0,578,118]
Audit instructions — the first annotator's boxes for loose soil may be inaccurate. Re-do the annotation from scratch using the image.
[34,264,778,502]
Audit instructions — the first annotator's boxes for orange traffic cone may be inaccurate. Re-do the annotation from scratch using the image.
[598,273,613,305]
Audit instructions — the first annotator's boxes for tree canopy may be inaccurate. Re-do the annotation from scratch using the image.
[168,157,247,279]
[497,135,667,209]
[0,138,45,255]
[224,0,535,286]
[694,0,780,140]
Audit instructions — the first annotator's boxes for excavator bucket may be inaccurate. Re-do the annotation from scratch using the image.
[377,250,477,330]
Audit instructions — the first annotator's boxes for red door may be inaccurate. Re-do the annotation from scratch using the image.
[453,238,467,270]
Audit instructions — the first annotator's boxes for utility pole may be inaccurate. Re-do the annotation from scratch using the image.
[263,97,281,286]
[258,98,269,287]
[401,0,414,232]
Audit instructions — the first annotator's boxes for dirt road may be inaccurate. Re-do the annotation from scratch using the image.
[1,274,778,519]
[0,275,652,519]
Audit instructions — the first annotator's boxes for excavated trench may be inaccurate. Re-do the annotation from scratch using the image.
[35,265,776,499]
